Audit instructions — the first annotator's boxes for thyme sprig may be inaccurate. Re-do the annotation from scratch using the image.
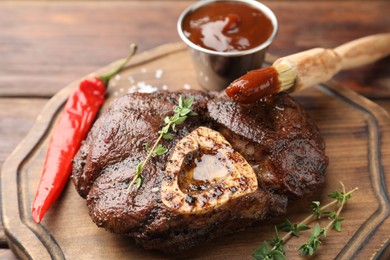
[278,219,309,237]
[127,96,196,192]
[253,182,358,260]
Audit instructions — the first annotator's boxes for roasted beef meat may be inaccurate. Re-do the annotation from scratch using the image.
[72,90,328,252]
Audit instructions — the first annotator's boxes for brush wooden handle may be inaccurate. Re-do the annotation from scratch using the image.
[273,33,390,91]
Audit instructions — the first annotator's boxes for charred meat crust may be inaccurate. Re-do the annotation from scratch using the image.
[207,92,328,197]
[72,90,328,252]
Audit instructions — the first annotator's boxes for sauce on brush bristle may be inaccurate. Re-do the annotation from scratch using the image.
[225,67,281,104]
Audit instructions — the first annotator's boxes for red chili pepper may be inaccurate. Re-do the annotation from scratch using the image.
[32,44,137,223]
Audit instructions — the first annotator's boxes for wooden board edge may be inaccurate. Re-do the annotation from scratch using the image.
[1,42,389,259]
[316,80,390,259]
[0,42,188,259]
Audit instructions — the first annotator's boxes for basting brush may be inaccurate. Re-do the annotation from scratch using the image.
[226,33,390,104]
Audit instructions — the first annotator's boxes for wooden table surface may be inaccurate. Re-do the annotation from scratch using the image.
[0,1,389,259]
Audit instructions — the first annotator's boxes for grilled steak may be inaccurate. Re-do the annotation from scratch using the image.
[207,92,328,197]
[72,90,328,253]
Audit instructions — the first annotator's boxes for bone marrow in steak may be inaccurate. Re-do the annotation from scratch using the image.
[72,90,328,252]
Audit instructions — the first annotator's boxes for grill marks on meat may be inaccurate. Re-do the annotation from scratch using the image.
[72,90,328,252]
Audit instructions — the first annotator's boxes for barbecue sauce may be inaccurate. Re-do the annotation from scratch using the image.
[225,67,281,104]
[182,1,274,52]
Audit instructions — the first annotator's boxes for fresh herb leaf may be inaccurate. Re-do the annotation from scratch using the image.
[332,217,344,232]
[270,227,284,253]
[128,162,143,191]
[253,184,358,259]
[135,176,143,189]
[278,219,293,232]
[299,242,314,256]
[173,115,187,124]
[272,250,286,260]
[182,96,194,108]
[159,124,170,135]
[299,224,325,256]
[278,219,310,237]
[312,223,322,237]
[179,107,191,116]
[328,191,352,206]
[323,210,337,219]
[153,144,168,155]
[178,96,184,108]
[136,162,142,173]
[253,227,286,260]
[162,133,174,140]
[311,201,322,219]
[253,241,272,259]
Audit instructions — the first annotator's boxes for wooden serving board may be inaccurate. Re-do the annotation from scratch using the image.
[1,42,390,259]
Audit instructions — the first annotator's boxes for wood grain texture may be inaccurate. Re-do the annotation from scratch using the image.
[0,99,47,167]
[0,1,389,258]
[0,1,388,97]
[1,43,389,259]
[0,98,48,245]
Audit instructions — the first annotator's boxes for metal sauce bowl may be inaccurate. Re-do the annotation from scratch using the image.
[177,0,278,91]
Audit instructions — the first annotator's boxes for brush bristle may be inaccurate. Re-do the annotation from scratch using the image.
[274,62,297,92]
